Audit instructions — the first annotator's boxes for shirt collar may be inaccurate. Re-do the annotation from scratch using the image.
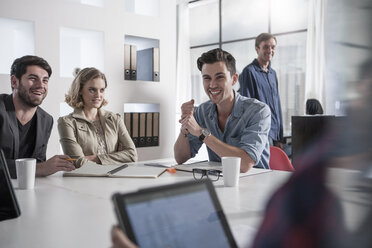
[231,91,244,118]
[72,108,108,121]
[208,90,243,120]
[252,58,272,73]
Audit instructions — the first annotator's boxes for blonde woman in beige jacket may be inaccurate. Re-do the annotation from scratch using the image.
[58,67,137,168]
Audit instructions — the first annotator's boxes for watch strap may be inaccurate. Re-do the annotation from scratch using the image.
[199,128,210,141]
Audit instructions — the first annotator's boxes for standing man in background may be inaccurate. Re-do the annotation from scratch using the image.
[239,33,284,149]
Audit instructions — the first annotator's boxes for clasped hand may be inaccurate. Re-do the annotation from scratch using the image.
[179,99,202,137]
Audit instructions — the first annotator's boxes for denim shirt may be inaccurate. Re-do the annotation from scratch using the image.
[239,59,283,142]
[188,91,271,169]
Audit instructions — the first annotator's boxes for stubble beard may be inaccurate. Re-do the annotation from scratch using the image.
[17,81,46,108]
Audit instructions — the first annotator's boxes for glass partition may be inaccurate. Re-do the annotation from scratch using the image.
[0,18,34,74]
[270,0,308,33]
[221,0,269,42]
[271,32,307,135]
[189,0,219,47]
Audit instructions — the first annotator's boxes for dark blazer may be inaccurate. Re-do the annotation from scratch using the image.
[0,94,53,178]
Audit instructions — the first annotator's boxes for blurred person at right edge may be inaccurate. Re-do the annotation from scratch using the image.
[251,2,372,248]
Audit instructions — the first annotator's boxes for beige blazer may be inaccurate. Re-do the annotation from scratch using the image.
[57,108,137,167]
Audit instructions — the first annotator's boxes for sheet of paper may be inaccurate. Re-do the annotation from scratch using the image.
[175,161,272,177]
[63,162,124,177]
[174,161,220,172]
[144,161,176,168]
[111,165,166,178]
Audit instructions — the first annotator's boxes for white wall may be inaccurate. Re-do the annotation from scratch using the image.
[0,0,177,161]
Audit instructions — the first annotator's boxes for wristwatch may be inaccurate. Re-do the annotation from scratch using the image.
[199,128,211,141]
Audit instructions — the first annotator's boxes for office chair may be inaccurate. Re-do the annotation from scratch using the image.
[269,146,295,172]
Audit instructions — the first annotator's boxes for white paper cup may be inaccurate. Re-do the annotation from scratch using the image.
[222,157,241,187]
[16,158,36,189]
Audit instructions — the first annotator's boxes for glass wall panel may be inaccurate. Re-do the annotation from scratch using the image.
[190,45,218,106]
[0,18,34,74]
[223,40,256,92]
[325,0,371,115]
[221,0,269,42]
[271,32,307,135]
[124,0,159,17]
[222,40,256,75]
[60,27,104,77]
[271,0,308,33]
[67,0,104,7]
[189,0,219,47]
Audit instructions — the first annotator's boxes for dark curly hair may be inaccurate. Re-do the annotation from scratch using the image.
[197,48,236,76]
[10,55,52,90]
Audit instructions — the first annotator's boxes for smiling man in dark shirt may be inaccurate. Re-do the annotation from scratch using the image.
[239,33,284,149]
[0,55,75,178]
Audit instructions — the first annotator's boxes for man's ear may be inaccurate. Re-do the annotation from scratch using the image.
[10,75,18,90]
[232,73,238,86]
[255,46,259,54]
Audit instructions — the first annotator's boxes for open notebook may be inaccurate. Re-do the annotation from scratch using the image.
[63,161,166,178]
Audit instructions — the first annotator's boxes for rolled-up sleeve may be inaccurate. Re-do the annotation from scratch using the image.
[188,106,205,158]
[239,104,271,166]
[188,134,203,159]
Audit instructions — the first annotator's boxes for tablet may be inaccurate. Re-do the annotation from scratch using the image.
[112,180,237,248]
[0,149,21,221]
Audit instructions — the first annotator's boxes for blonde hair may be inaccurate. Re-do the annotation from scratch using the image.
[65,67,108,109]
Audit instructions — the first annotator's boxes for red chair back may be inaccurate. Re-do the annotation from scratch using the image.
[269,146,295,172]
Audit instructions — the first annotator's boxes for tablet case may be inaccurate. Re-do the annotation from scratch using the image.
[0,149,21,221]
[112,180,237,248]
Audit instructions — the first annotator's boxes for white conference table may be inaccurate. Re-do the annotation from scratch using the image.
[0,160,292,248]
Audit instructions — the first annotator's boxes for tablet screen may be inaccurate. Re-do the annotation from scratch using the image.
[113,180,237,248]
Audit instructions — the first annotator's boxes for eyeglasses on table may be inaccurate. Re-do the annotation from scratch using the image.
[192,168,222,181]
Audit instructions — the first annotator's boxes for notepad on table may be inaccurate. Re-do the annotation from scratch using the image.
[174,161,272,178]
[63,161,166,178]
[144,161,176,168]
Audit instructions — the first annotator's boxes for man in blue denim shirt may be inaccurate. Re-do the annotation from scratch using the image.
[239,33,284,149]
[174,48,271,171]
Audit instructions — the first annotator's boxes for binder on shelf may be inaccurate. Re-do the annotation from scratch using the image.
[124,113,131,136]
[130,45,137,80]
[123,103,160,148]
[153,112,159,146]
[145,112,153,146]
[137,47,160,82]
[131,113,139,147]
[124,44,131,80]
[139,113,146,147]
[153,47,160,82]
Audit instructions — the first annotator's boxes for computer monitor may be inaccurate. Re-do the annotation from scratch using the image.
[291,115,347,167]
[0,149,21,221]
